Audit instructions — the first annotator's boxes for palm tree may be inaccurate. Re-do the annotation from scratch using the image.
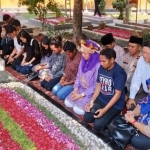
[73,0,83,41]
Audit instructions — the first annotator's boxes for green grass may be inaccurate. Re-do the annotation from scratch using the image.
[20,13,56,19]
[15,88,87,150]
[0,106,36,150]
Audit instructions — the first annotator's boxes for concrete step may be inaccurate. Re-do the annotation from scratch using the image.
[106,24,142,33]
[129,22,150,28]
[115,23,148,31]
[82,16,113,25]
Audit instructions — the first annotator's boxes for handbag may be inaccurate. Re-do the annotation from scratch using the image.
[28,72,38,81]
[107,115,138,149]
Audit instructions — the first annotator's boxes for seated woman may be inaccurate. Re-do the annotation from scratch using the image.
[41,37,66,91]
[64,40,100,115]
[16,30,41,74]
[29,36,52,80]
[52,41,81,100]
[84,48,127,131]
[124,78,150,150]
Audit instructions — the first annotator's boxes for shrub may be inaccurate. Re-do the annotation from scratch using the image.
[112,0,126,19]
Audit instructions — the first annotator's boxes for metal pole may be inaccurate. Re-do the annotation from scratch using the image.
[84,0,89,13]
[139,0,141,12]
[0,0,1,12]
[146,0,148,13]
[125,0,129,23]
[135,0,138,30]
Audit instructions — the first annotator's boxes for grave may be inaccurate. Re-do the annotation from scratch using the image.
[82,14,113,25]
[82,28,128,47]
[28,18,92,30]
[82,23,132,47]
[115,23,149,31]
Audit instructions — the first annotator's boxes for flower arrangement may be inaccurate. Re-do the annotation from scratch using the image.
[44,17,71,25]
[0,88,82,150]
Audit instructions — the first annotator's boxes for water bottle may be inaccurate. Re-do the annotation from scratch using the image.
[0,58,5,71]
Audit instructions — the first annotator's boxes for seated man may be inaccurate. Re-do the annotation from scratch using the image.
[0,14,16,56]
[100,33,125,64]
[2,19,22,61]
[118,36,143,101]
[3,14,16,25]
[127,41,150,109]
[6,25,24,69]
[84,48,127,131]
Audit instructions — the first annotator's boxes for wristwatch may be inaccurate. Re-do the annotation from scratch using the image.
[81,93,85,97]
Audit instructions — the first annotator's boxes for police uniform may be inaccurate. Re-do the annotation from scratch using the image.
[119,52,142,95]
[119,36,143,96]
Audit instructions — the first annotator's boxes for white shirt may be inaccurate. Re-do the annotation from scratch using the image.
[114,44,125,64]
[129,56,150,99]
[13,36,23,53]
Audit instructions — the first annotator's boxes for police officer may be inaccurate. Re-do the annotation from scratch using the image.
[118,36,143,102]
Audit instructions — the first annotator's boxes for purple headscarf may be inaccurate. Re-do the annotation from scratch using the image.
[81,52,100,73]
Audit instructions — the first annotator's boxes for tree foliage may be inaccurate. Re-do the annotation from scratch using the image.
[99,0,106,15]
[112,0,126,19]
[18,0,61,18]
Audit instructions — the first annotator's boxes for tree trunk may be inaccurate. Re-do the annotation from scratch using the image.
[118,8,124,20]
[73,0,82,41]
[124,0,129,23]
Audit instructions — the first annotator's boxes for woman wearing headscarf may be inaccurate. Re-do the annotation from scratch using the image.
[64,40,100,115]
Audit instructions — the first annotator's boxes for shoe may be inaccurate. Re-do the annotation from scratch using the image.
[28,72,38,81]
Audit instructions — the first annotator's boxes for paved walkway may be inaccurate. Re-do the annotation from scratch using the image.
[0,71,17,83]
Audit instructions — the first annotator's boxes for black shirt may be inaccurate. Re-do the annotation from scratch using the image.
[25,39,41,65]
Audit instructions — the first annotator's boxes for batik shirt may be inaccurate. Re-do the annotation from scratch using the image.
[138,95,150,138]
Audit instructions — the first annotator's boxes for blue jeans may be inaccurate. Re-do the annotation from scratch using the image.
[84,99,121,131]
[130,132,150,150]
[16,65,32,74]
[41,77,61,91]
[52,83,73,100]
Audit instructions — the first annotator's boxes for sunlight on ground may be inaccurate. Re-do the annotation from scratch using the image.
[129,14,150,20]
[111,13,150,20]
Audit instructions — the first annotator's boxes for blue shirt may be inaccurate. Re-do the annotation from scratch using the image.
[97,63,127,110]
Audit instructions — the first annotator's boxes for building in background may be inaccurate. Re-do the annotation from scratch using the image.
[0,0,149,12]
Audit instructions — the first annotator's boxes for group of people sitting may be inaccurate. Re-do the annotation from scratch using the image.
[1,14,150,150]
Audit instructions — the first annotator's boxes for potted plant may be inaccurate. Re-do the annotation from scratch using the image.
[99,0,106,15]
[112,0,126,20]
